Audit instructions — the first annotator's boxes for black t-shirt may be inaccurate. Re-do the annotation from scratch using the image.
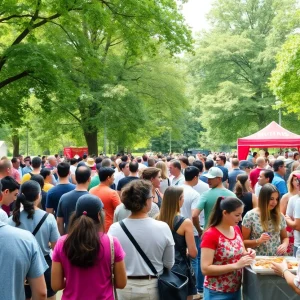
[117,176,139,191]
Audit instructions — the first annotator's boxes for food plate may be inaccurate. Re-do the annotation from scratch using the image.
[251,256,298,275]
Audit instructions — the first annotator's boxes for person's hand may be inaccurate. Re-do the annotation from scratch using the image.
[234,255,254,269]
[245,248,256,259]
[276,243,288,255]
[259,233,271,243]
[271,260,288,277]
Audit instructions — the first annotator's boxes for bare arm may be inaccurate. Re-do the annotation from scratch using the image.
[280,194,289,214]
[57,217,65,235]
[242,225,270,248]
[183,219,197,258]
[51,261,65,291]
[50,241,57,250]
[114,260,127,289]
[201,248,253,276]
[28,275,47,300]
[252,194,258,208]
[272,261,300,295]
[192,208,202,235]
[46,208,54,214]
[285,217,300,231]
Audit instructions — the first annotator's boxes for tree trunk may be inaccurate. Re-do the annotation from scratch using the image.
[12,133,19,157]
[84,129,98,156]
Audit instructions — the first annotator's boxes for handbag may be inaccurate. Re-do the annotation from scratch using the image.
[173,217,196,286]
[108,235,118,300]
[120,221,189,300]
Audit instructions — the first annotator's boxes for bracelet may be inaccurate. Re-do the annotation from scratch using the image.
[256,239,260,245]
[282,269,289,278]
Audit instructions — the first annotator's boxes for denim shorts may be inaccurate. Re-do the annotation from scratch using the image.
[203,287,241,300]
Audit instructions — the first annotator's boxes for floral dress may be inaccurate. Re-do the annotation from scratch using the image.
[242,210,286,256]
[201,226,244,293]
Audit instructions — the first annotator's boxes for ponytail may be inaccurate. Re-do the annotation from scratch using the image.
[63,212,103,268]
[12,194,23,226]
[12,180,41,226]
[207,196,244,229]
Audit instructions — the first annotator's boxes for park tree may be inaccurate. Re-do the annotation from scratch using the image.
[270,31,300,115]
[188,0,298,148]
[0,0,192,154]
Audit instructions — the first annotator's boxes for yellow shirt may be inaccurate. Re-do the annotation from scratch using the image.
[43,182,54,192]
[21,173,32,184]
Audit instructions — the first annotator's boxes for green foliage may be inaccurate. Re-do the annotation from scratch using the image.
[270,34,300,115]
[189,0,299,149]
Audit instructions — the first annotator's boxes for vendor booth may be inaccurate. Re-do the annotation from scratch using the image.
[237,121,300,160]
[63,147,88,159]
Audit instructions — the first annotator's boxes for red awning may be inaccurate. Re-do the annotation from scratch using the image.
[237,121,300,160]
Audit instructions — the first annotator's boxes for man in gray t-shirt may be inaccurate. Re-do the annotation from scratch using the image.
[0,222,48,300]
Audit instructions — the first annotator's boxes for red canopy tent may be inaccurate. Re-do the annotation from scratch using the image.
[237,121,300,160]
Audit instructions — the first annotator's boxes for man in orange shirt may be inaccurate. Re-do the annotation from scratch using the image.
[89,167,121,232]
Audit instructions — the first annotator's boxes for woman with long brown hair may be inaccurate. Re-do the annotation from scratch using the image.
[201,196,255,299]
[234,173,258,218]
[157,186,197,300]
[51,194,127,299]
[242,183,289,256]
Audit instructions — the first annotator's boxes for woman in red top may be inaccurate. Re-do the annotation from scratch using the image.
[201,196,256,300]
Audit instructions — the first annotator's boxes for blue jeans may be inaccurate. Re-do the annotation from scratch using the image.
[204,287,241,300]
[294,246,298,257]
[191,236,204,293]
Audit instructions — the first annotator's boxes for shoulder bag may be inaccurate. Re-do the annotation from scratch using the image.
[120,220,189,300]
[108,235,118,300]
[24,212,49,286]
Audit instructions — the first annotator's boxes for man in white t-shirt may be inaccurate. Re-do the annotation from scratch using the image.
[169,160,184,186]
[69,158,78,184]
[181,166,205,296]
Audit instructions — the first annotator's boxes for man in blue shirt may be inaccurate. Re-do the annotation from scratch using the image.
[216,155,229,186]
[0,221,48,300]
[272,160,288,198]
[46,162,75,216]
[228,158,245,191]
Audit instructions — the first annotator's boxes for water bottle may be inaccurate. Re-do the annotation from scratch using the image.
[296,247,300,263]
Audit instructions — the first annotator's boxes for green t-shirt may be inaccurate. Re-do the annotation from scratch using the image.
[88,175,100,191]
[197,188,236,228]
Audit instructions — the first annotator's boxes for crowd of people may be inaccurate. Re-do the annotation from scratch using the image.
[1,150,300,299]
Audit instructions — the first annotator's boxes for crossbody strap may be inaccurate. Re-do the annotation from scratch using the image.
[119,220,158,276]
[108,235,117,299]
[32,213,49,236]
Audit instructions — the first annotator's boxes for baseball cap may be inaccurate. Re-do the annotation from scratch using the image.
[239,160,254,169]
[203,167,223,178]
[293,173,300,180]
[75,194,104,219]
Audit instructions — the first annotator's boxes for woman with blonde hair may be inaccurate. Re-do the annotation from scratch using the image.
[141,167,162,208]
[234,173,258,219]
[242,184,288,256]
[157,186,197,300]
[155,161,170,194]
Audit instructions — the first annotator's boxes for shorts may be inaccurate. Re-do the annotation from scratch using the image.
[25,255,56,298]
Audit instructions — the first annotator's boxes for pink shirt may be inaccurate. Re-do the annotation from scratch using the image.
[52,233,125,300]
[201,226,244,293]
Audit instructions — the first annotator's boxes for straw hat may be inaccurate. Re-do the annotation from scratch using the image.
[85,157,95,168]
